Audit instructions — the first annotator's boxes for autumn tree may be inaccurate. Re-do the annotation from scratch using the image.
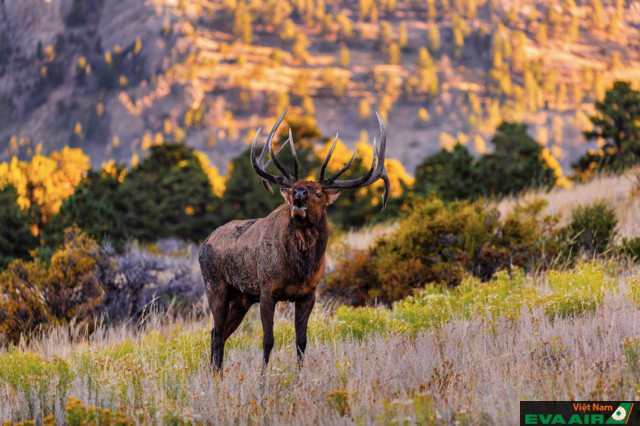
[388,42,401,64]
[339,46,350,68]
[428,26,440,53]
[0,147,90,233]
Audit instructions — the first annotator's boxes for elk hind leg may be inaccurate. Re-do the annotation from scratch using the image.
[207,282,229,373]
[223,288,253,341]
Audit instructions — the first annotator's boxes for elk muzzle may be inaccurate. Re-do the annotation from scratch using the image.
[291,187,308,218]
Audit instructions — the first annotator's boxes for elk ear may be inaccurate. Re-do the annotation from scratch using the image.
[280,187,292,204]
[324,190,342,206]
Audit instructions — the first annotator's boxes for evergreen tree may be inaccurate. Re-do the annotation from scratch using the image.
[583,81,640,153]
[590,0,605,30]
[388,42,401,64]
[378,21,392,54]
[339,46,351,68]
[476,122,556,197]
[398,22,409,49]
[44,169,127,250]
[117,143,221,242]
[414,144,481,201]
[0,185,38,269]
[428,26,441,53]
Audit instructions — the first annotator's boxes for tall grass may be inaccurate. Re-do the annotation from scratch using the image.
[497,169,640,239]
[2,262,640,424]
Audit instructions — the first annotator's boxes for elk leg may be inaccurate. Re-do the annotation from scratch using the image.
[223,290,252,341]
[260,293,276,367]
[295,293,316,366]
[208,283,229,373]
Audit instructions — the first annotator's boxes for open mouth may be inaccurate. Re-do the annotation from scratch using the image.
[292,199,307,212]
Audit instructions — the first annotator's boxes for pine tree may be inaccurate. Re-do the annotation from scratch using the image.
[0,185,38,269]
[359,0,373,20]
[535,23,548,45]
[292,33,310,63]
[359,99,372,122]
[416,107,430,126]
[557,83,568,111]
[378,21,392,54]
[584,81,640,152]
[609,51,622,71]
[428,26,441,53]
[416,46,434,70]
[590,0,605,30]
[452,13,466,53]
[566,14,579,43]
[339,46,350,68]
[302,96,315,115]
[388,42,401,64]
[398,22,409,49]
[427,0,437,20]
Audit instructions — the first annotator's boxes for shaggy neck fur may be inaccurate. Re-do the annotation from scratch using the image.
[285,211,329,279]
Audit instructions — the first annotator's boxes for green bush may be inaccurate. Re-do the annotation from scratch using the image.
[618,236,640,259]
[323,195,549,306]
[559,201,617,258]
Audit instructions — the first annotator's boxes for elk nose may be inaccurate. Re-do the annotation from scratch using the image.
[292,187,307,199]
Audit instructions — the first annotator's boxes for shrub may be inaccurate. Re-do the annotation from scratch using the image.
[559,201,617,258]
[43,227,106,324]
[618,236,640,259]
[0,227,106,345]
[102,243,206,321]
[64,396,133,426]
[0,259,51,345]
[323,195,547,306]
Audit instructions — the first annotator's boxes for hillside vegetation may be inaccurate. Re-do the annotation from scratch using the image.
[1,0,640,173]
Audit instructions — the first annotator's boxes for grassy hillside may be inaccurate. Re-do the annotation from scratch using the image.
[1,0,640,174]
[1,262,640,424]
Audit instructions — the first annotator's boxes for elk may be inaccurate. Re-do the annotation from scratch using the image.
[199,109,390,372]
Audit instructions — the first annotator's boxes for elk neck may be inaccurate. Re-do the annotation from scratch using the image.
[284,209,330,279]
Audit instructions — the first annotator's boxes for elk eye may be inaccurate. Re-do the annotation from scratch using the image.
[316,192,323,198]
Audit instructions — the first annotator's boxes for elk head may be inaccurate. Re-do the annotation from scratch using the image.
[250,109,391,221]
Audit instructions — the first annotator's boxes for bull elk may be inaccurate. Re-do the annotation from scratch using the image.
[199,109,390,372]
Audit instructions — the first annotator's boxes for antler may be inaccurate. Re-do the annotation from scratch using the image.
[318,112,390,212]
[250,109,300,193]
[251,109,390,212]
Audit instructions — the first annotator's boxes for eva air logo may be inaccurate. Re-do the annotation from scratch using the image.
[606,403,633,424]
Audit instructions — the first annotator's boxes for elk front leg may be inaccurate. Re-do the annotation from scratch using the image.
[295,292,315,366]
[260,293,276,367]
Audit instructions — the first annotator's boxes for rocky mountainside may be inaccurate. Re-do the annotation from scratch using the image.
[1,0,639,174]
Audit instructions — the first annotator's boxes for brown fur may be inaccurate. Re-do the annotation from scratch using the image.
[199,181,341,371]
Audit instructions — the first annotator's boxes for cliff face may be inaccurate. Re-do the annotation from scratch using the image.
[1,0,639,174]
[0,0,185,166]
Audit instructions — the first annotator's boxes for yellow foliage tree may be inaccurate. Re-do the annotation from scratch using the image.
[195,151,226,197]
[0,147,90,232]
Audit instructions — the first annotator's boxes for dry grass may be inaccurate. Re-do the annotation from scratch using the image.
[2,263,640,424]
[497,169,640,239]
[326,221,397,270]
